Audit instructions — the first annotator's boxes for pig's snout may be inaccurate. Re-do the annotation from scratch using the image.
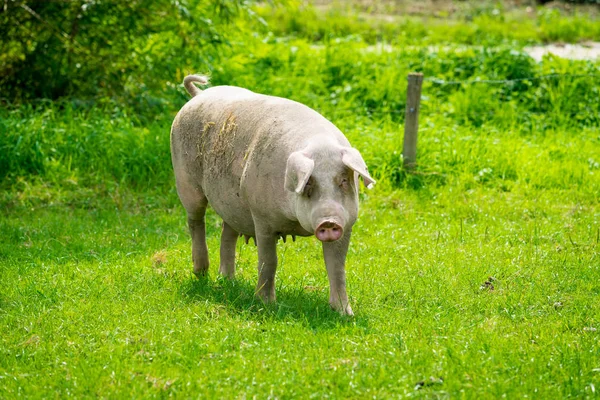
[315,220,343,242]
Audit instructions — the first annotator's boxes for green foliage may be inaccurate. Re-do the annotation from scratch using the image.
[1,2,600,195]
[538,8,600,42]
[0,0,258,101]
[0,103,171,190]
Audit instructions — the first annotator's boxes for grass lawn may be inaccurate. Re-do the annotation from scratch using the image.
[1,184,598,397]
[1,1,599,397]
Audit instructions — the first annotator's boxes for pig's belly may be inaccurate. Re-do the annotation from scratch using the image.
[204,187,313,239]
[206,193,312,238]
[200,165,312,238]
[204,186,256,236]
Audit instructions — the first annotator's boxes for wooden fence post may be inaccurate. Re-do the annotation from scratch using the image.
[403,72,424,169]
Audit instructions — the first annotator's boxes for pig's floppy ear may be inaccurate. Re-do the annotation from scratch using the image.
[342,147,376,189]
[285,152,315,193]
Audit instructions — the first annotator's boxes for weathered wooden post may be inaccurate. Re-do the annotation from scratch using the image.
[403,72,424,169]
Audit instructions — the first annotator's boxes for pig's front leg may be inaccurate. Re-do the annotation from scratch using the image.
[255,230,278,303]
[322,229,353,316]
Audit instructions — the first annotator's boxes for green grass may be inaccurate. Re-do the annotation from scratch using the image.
[1,186,598,397]
[1,1,600,397]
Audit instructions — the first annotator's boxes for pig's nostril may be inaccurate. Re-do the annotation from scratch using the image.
[315,221,344,242]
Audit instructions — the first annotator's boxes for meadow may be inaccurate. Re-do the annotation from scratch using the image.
[1,1,599,397]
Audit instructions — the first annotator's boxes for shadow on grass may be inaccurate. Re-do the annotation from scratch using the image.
[179,275,368,331]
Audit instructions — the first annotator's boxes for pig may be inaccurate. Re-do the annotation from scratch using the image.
[170,75,374,316]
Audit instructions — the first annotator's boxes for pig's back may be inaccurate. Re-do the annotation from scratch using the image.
[171,85,348,236]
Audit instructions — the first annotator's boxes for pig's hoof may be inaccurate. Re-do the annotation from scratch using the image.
[256,290,276,304]
[193,268,209,279]
[330,302,354,317]
[218,268,235,279]
[193,265,209,277]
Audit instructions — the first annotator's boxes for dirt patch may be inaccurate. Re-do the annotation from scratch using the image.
[363,42,600,62]
[313,0,600,18]
[524,42,600,61]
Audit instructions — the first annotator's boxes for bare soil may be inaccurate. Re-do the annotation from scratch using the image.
[524,42,600,61]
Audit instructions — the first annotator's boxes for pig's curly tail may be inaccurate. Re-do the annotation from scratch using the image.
[183,75,210,97]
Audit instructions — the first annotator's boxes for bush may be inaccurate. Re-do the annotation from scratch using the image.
[0,0,257,102]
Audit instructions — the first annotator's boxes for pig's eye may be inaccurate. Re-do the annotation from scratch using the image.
[339,178,349,190]
[304,179,314,198]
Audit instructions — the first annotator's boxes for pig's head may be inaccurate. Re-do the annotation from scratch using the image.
[285,143,375,242]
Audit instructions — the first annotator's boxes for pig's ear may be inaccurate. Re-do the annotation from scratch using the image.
[285,152,315,194]
[342,147,375,189]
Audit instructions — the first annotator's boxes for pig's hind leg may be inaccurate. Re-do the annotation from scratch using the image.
[188,209,209,277]
[176,177,210,277]
[219,222,238,278]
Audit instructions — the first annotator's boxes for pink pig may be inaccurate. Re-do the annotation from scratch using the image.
[170,75,374,315]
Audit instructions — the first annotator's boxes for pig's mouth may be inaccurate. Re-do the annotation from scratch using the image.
[315,219,344,242]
